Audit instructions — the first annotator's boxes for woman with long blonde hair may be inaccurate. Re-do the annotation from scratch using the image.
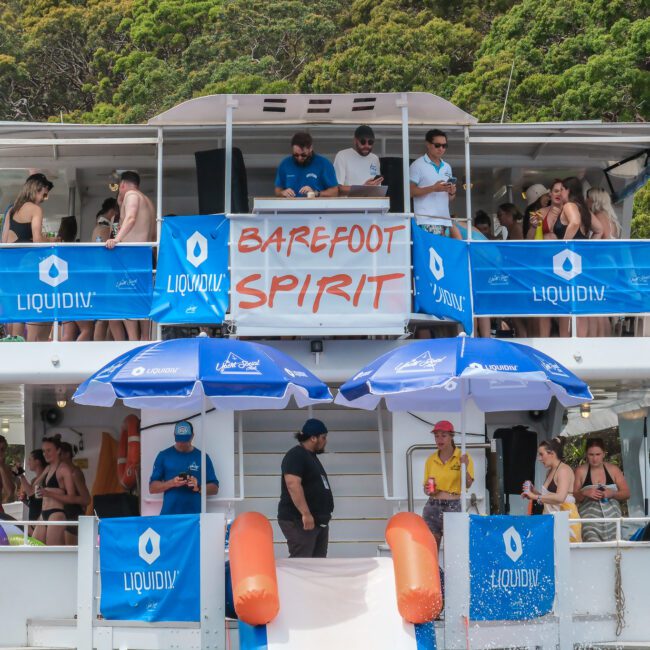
[587,187,622,239]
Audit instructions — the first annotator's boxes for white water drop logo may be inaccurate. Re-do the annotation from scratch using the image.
[503,526,523,563]
[186,231,208,269]
[139,527,161,565]
[552,249,582,281]
[429,247,444,281]
[39,255,69,287]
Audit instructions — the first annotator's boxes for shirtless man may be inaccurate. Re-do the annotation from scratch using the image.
[106,171,156,341]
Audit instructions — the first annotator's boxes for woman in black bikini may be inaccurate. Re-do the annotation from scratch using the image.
[574,438,630,542]
[1,173,53,342]
[33,436,74,546]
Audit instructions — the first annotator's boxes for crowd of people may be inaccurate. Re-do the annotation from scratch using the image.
[0,128,632,342]
[0,433,90,545]
[0,171,154,342]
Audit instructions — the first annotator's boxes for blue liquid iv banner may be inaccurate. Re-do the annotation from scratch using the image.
[471,241,650,315]
[100,515,200,622]
[150,214,230,323]
[469,515,555,621]
[0,245,152,322]
[412,224,473,335]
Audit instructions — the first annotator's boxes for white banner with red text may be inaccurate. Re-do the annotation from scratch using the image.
[230,213,412,334]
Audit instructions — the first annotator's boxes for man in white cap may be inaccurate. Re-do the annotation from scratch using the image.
[149,420,219,514]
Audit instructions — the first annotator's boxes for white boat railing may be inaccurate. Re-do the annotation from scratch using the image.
[570,515,650,547]
[0,518,80,547]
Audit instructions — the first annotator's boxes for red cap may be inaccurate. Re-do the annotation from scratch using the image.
[432,420,455,434]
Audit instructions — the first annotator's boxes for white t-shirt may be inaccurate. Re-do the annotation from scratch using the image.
[333,148,381,186]
[409,155,453,226]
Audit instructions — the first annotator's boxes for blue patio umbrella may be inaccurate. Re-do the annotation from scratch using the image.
[73,337,332,511]
[335,335,592,510]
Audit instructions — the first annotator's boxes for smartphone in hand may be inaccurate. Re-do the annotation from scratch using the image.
[447,176,457,185]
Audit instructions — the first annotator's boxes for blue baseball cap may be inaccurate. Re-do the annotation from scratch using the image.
[174,420,193,441]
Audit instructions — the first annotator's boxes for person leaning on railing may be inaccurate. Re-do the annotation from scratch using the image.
[573,438,630,542]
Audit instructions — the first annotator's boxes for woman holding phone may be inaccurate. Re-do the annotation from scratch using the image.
[574,438,630,542]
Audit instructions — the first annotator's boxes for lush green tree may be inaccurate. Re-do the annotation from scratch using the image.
[450,0,649,122]
[631,181,650,239]
[298,1,479,95]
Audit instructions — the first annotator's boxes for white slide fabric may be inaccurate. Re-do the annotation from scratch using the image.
[266,557,418,650]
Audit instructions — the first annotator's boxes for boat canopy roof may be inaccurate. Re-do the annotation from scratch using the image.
[147,92,479,126]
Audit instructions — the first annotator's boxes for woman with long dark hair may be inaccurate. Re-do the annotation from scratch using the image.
[574,438,629,542]
[553,176,602,240]
[522,438,581,541]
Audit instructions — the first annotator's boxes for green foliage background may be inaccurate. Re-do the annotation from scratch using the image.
[0,0,647,212]
[0,0,647,125]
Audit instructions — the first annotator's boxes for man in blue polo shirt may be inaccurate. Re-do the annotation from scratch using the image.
[274,132,339,198]
[149,420,219,515]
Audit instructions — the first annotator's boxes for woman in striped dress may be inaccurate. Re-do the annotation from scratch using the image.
[574,438,630,542]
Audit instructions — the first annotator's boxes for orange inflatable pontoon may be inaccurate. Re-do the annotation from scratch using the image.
[385,512,443,623]
[229,512,280,625]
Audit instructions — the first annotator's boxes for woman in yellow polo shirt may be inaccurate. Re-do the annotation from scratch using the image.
[422,420,474,547]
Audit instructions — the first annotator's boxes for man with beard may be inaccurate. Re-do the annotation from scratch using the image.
[277,418,334,558]
[334,125,383,194]
[274,132,338,198]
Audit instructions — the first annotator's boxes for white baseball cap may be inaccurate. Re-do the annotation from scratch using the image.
[525,184,550,207]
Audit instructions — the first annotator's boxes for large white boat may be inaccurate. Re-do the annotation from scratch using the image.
[0,93,649,649]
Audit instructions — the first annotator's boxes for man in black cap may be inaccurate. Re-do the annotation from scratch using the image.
[333,125,383,195]
[277,418,334,557]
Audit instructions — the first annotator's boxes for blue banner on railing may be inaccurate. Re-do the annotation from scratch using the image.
[469,515,554,621]
[412,224,473,334]
[471,241,650,315]
[100,515,200,622]
[0,245,152,322]
[150,215,230,323]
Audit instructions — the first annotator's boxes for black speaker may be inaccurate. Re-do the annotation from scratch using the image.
[492,426,538,494]
[380,157,414,213]
[93,493,140,518]
[195,147,250,214]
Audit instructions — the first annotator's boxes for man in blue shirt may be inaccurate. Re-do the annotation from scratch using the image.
[274,132,339,198]
[149,420,219,515]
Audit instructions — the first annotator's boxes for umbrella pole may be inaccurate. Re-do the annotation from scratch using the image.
[460,383,467,514]
[201,399,207,514]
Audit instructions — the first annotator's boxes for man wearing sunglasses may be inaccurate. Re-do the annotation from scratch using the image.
[333,125,383,195]
[275,132,339,199]
[409,129,461,238]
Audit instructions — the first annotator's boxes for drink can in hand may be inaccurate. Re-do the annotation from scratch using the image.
[522,480,532,494]
[426,478,436,495]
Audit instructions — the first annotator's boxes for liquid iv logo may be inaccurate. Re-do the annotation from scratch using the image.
[39,255,69,287]
[139,527,161,565]
[503,526,523,562]
[429,247,444,281]
[552,249,582,281]
[186,231,208,268]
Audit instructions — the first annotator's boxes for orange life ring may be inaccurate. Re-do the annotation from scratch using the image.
[117,414,140,490]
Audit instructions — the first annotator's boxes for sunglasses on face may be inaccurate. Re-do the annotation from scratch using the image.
[431,142,448,149]
[358,138,374,146]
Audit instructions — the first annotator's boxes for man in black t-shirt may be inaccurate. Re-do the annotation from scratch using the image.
[277,418,334,558]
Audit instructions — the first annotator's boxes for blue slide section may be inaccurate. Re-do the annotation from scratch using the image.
[239,622,268,650]
[415,621,437,650]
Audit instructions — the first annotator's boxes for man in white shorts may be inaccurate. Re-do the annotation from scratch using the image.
[333,125,383,194]
[409,129,461,239]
